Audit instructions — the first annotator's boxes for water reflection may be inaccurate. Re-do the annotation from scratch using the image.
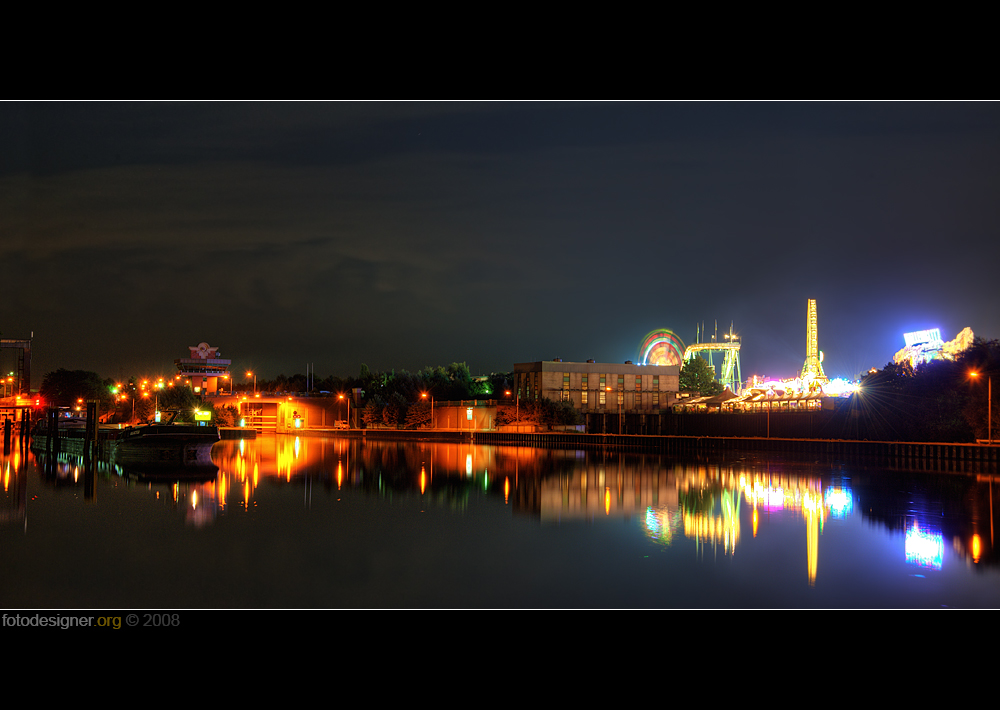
[203,437,997,573]
[2,433,999,607]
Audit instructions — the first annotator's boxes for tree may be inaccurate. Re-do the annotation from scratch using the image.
[362,398,384,428]
[40,369,115,408]
[404,400,431,428]
[159,383,201,411]
[486,371,512,398]
[216,405,240,427]
[679,357,723,396]
[537,398,582,426]
[382,392,407,428]
[959,338,1000,441]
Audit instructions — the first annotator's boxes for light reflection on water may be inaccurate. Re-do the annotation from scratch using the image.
[1,434,999,608]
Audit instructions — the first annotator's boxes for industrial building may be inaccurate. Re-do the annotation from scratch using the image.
[513,359,680,412]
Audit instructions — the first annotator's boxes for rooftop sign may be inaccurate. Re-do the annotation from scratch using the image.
[903,329,943,347]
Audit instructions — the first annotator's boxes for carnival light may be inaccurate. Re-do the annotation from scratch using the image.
[905,520,943,570]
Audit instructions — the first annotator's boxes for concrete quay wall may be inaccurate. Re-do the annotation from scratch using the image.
[473,431,1000,474]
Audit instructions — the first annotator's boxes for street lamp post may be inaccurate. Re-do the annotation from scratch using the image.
[505,389,518,427]
[607,386,622,435]
[247,371,256,396]
[338,393,351,429]
[971,371,993,445]
[421,392,434,428]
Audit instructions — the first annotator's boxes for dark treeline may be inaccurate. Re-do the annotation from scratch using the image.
[843,337,1000,442]
[237,362,511,402]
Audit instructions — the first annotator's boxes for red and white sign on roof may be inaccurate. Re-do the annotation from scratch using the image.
[189,342,220,360]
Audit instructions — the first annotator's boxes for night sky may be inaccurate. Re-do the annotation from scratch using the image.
[3,102,998,387]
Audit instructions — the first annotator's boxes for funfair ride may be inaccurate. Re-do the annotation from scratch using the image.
[741,298,856,403]
[638,328,686,367]
[683,322,742,394]
[800,299,827,384]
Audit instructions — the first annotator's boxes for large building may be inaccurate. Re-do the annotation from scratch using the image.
[513,359,680,412]
[175,342,232,395]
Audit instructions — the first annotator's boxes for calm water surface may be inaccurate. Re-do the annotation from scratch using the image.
[2,434,999,608]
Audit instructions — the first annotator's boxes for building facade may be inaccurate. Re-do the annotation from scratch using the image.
[175,342,232,395]
[513,360,680,413]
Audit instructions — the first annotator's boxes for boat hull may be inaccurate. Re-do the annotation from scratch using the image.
[113,425,220,466]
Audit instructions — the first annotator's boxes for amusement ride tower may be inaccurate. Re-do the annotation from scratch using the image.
[800,299,828,383]
[684,322,742,393]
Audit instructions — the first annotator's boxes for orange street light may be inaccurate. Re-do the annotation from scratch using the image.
[421,392,434,428]
[970,370,993,445]
[338,393,351,429]
[504,389,517,424]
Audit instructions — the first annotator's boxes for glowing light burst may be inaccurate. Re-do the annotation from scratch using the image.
[824,487,853,517]
[821,378,859,396]
[905,520,943,570]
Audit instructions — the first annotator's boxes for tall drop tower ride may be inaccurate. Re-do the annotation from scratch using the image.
[801,298,827,383]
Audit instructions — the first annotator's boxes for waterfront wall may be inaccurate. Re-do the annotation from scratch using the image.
[473,430,999,474]
[584,410,850,438]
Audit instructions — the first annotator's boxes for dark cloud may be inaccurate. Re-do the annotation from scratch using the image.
[2,101,998,384]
